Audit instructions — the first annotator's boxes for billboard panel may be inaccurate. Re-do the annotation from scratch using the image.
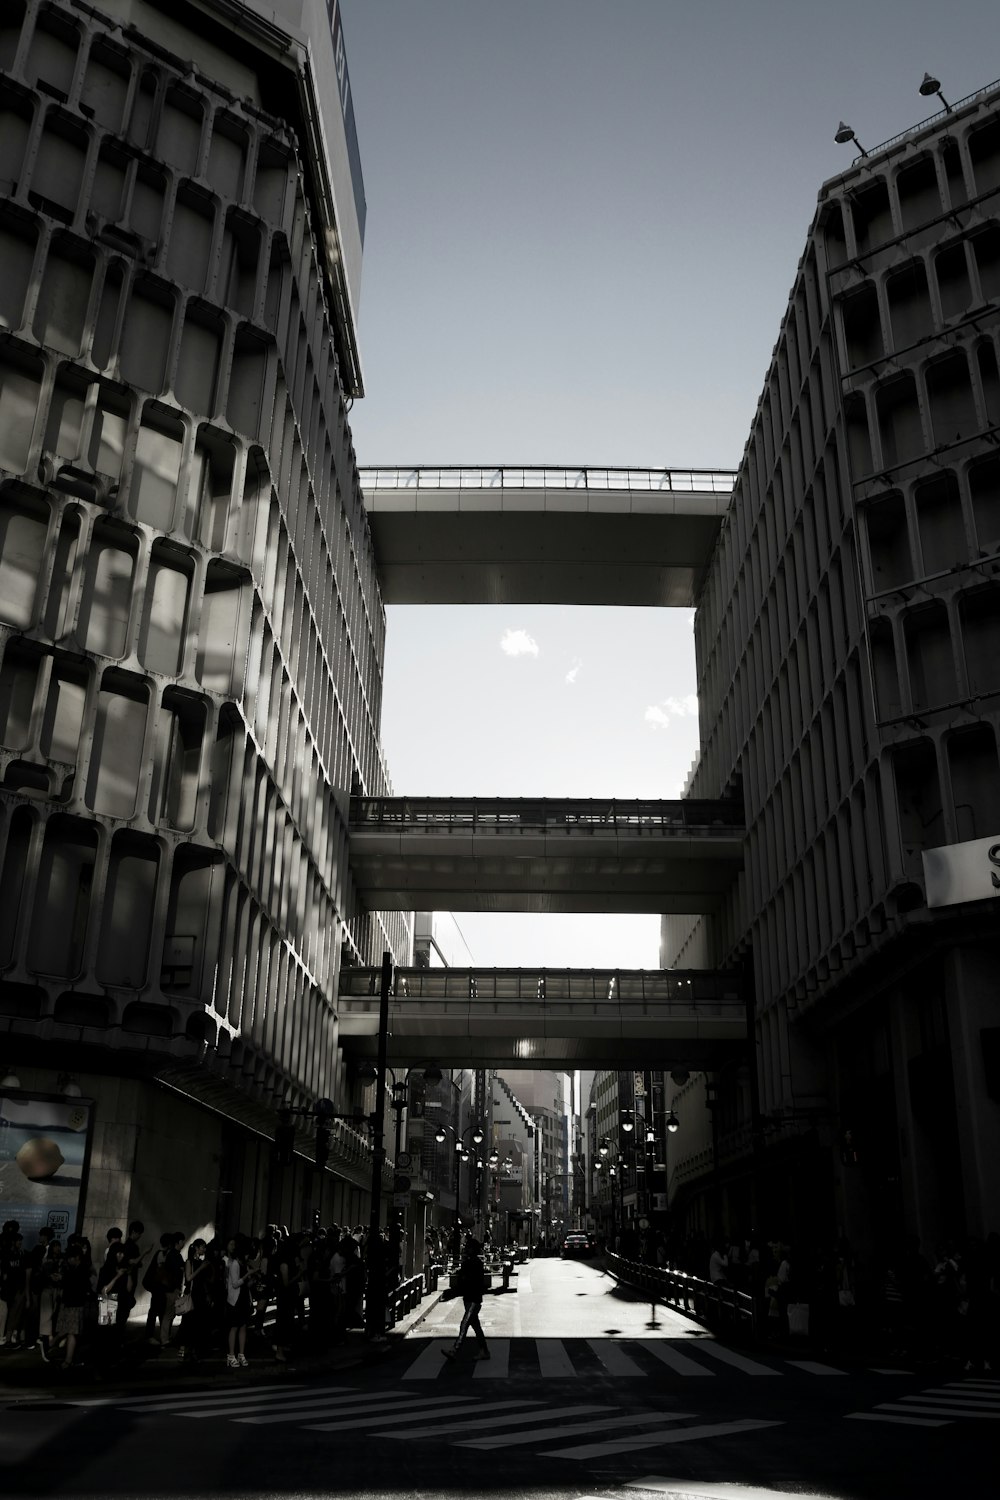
[922,833,1000,909]
[0,1091,95,1249]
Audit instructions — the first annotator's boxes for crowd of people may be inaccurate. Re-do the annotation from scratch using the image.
[611,1222,1000,1369]
[0,1218,403,1374]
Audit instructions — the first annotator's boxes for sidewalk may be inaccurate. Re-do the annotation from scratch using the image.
[0,1290,447,1403]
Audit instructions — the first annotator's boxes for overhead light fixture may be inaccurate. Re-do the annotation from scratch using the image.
[1,1068,21,1090]
[666,1111,680,1134]
[621,1113,634,1133]
[58,1073,82,1098]
[472,1125,484,1146]
[834,121,868,157]
[919,72,951,111]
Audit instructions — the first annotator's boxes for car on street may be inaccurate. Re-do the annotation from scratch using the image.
[560,1232,593,1258]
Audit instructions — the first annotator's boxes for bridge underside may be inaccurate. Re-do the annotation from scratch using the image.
[364,488,729,605]
[349,800,744,915]
[337,968,746,1069]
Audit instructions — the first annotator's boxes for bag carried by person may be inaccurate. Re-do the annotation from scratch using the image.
[787,1301,810,1336]
[174,1286,193,1316]
[97,1292,118,1327]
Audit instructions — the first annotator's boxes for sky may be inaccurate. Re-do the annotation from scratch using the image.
[339,0,996,969]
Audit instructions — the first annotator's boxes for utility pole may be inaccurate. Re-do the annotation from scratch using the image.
[364,950,392,1340]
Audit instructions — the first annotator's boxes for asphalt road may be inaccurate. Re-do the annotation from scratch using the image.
[1,1258,995,1500]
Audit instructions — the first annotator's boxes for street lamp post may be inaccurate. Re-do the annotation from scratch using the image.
[435,1119,485,1261]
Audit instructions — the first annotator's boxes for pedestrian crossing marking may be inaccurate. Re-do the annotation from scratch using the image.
[401,1338,457,1379]
[232,1395,481,1426]
[395,1335,911,1382]
[537,1339,577,1377]
[918,1390,1000,1405]
[381,1402,611,1440]
[473,1338,509,1377]
[875,1402,1000,1420]
[457,1410,692,1450]
[305,1399,511,1434]
[543,1417,783,1459]
[847,1412,950,1427]
[785,1359,846,1376]
[70,1382,312,1410]
[678,1342,779,1377]
[637,1339,715,1377]
[586,1339,646,1377]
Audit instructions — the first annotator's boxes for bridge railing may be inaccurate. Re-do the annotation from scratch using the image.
[360,465,736,493]
[338,966,743,1008]
[350,796,744,832]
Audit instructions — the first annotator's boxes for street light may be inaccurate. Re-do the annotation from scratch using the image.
[919,71,951,112]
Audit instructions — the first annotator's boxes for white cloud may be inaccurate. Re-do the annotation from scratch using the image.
[565,658,582,685]
[644,693,698,729]
[500,628,539,658]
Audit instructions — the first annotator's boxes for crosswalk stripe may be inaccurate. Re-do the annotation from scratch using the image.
[869,1367,912,1375]
[536,1340,577,1378]
[401,1339,454,1379]
[305,1400,502,1434]
[586,1339,645,1377]
[943,1379,1000,1390]
[231,1396,463,1426]
[126,1386,350,1417]
[680,1342,779,1377]
[876,1403,1000,1420]
[457,1410,687,1450]
[637,1340,714,1377]
[543,1417,783,1459]
[918,1390,1000,1405]
[69,1382,308,1409]
[784,1359,846,1376]
[380,1403,610,1440]
[473,1339,509,1378]
[847,1413,951,1428]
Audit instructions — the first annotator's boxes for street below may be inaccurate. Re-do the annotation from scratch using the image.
[0,1259,993,1500]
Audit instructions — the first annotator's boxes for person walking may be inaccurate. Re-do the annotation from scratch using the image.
[443,1236,489,1362]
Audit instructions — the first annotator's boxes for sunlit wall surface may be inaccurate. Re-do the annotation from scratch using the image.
[0,0,405,1237]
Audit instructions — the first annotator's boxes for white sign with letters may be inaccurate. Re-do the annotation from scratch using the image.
[922,833,1000,908]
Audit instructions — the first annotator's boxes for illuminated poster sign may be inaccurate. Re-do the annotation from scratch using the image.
[922,833,1000,909]
[324,0,366,242]
[0,1091,94,1249]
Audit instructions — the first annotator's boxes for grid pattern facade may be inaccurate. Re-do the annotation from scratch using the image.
[672,88,1000,1243]
[0,0,406,1140]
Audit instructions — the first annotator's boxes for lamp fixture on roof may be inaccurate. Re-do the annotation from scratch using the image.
[919,72,951,111]
[835,121,868,157]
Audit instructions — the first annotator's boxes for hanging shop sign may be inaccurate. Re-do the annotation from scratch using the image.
[922,833,1000,909]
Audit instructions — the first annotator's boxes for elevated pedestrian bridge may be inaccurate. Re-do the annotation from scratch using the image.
[349,797,745,914]
[360,465,735,605]
[337,966,745,1068]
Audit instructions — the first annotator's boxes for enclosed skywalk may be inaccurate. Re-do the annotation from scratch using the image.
[337,966,745,1068]
[348,796,745,914]
[360,465,735,605]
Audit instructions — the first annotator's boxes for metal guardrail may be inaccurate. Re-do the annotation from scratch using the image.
[384,1272,425,1328]
[851,78,1000,165]
[350,796,745,832]
[359,465,736,494]
[605,1251,757,1338]
[339,966,742,1006]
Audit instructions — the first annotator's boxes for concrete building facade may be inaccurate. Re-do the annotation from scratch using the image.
[665,83,1000,1256]
[0,0,407,1247]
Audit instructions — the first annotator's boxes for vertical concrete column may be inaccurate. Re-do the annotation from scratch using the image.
[947,944,1000,1237]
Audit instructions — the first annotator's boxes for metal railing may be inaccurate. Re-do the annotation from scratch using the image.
[852,78,1000,165]
[359,465,736,494]
[350,796,745,832]
[385,1272,425,1328]
[339,966,742,1007]
[605,1251,756,1338]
